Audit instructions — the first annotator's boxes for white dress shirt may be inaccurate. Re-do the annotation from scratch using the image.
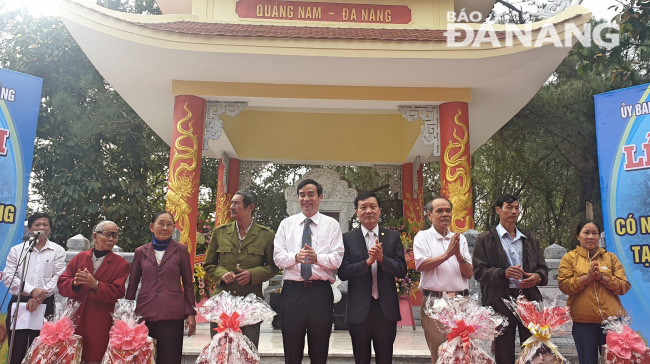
[3,240,66,297]
[496,224,526,288]
[273,212,344,283]
[413,227,471,292]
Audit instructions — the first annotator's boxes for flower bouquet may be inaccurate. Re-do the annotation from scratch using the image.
[22,297,82,364]
[101,299,156,364]
[424,294,508,364]
[196,291,276,364]
[602,316,650,364]
[503,296,572,364]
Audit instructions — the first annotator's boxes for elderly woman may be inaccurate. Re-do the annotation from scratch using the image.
[558,220,631,364]
[58,220,131,364]
[126,212,196,364]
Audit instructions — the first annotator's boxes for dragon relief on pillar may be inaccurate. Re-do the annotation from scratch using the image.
[215,191,232,227]
[403,192,425,230]
[166,103,198,253]
[443,109,474,233]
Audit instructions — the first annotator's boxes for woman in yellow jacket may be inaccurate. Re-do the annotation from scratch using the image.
[558,220,631,364]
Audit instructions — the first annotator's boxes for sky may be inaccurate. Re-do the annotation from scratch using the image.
[4,0,624,20]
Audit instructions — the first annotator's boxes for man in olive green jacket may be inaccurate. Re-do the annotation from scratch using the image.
[204,190,279,347]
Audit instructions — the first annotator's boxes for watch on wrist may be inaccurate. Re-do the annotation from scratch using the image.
[92,280,99,289]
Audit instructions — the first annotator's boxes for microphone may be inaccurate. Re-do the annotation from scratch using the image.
[27,230,44,252]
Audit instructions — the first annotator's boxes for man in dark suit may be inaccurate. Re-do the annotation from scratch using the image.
[338,192,407,364]
[473,194,548,364]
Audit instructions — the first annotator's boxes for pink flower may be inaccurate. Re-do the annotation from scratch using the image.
[109,320,149,351]
[607,325,647,359]
[40,317,75,345]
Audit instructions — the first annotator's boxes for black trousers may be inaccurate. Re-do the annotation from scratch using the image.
[347,298,397,364]
[495,309,532,364]
[280,281,333,364]
[6,295,55,364]
[145,319,185,364]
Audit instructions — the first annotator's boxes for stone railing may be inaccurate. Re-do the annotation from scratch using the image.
[539,243,569,305]
[61,234,136,299]
[63,230,570,328]
[64,234,134,264]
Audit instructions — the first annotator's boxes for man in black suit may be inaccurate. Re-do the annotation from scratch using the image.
[338,192,407,364]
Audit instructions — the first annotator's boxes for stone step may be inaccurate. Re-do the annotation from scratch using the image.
[183,322,578,363]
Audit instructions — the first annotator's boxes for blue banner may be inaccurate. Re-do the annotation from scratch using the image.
[595,83,650,341]
[0,68,43,357]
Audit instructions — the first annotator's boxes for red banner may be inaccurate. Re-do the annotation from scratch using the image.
[236,0,412,24]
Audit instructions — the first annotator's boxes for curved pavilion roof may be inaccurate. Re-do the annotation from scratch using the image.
[57,0,591,166]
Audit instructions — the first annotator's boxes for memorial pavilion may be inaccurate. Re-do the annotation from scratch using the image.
[57,0,591,263]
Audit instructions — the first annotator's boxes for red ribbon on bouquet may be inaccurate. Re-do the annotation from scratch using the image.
[215,312,242,333]
[447,320,475,350]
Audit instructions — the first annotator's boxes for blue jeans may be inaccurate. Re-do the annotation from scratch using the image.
[573,322,606,364]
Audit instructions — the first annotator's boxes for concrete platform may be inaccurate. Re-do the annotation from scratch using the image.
[182,322,578,363]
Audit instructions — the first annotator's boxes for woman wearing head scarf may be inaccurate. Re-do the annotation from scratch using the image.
[125,212,196,364]
[558,220,631,364]
[57,220,131,364]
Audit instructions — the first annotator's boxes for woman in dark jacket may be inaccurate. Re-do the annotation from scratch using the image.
[126,212,196,364]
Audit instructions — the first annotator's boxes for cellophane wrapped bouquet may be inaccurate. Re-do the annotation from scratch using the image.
[196,291,276,364]
[22,297,82,364]
[503,296,572,364]
[101,299,156,364]
[424,294,508,364]
[602,316,650,364]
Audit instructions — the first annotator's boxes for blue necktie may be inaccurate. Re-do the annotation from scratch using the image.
[301,217,312,280]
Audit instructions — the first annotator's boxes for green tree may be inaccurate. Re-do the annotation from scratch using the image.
[0,7,170,250]
[471,21,650,248]
[95,0,161,14]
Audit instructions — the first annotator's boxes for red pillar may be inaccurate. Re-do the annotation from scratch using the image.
[166,95,205,265]
[215,157,240,227]
[439,102,474,233]
[402,162,425,232]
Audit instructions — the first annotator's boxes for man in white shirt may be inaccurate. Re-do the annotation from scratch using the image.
[413,197,473,363]
[273,179,344,364]
[3,212,66,364]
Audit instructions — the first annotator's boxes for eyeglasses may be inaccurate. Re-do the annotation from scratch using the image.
[96,230,119,239]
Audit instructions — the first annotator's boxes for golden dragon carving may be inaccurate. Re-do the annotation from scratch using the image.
[166,103,198,253]
[215,191,232,227]
[443,109,474,232]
